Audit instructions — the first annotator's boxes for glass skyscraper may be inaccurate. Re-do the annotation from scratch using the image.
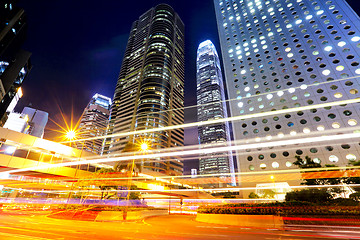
[78,93,111,155]
[196,40,235,184]
[104,4,185,175]
[214,0,360,178]
[0,0,32,126]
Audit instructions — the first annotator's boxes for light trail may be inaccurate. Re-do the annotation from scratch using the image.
[62,97,360,144]
[4,183,360,194]
[2,131,360,175]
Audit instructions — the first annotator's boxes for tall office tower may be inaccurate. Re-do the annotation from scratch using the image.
[196,40,236,185]
[77,94,111,155]
[105,4,185,175]
[214,0,360,182]
[3,106,48,138]
[0,0,32,126]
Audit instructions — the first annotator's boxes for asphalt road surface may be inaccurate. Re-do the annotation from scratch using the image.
[0,210,359,239]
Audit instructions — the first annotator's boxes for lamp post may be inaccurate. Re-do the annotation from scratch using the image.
[270,175,276,200]
[65,130,77,207]
[168,177,174,214]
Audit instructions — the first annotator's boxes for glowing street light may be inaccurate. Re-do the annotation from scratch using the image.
[140,142,149,151]
[65,130,76,140]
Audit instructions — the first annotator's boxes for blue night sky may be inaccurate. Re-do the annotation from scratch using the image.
[16,0,219,143]
[15,0,360,173]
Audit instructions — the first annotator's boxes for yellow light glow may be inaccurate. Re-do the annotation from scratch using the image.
[140,142,149,151]
[65,130,76,140]
[17,87,23,97]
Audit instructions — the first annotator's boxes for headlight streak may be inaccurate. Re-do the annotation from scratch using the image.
[62,97,360,144]
[4,183,360,194]
[2,131,360,175]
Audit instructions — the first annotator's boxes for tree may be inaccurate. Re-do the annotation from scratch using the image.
[96,168,118,200]
[248,192,260,199]
[285,189,332,203]
[293,155,342,198]
[114,142,141,175]
[343,160,360,193]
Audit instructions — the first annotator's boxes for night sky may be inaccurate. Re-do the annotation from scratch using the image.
[14,0,360,172]
[16,0,219,143]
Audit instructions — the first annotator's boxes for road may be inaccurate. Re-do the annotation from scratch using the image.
[0,210,359,239]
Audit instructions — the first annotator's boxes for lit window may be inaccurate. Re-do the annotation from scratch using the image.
[338,41,346,47]
[286,161,292,167]
[241,70,247,74]
[332,122,341,128]
[303,128,310,133]
[277,91,284,96]
[260,163,267,169]
[244,86,250,91]
[351,36,360,42]
[288,88,295,93]
[290,131,297,136]
[317,10,324,15]
[300,84,307,90]
[287,53,294,58]
[238,102,243,108]
[324,46,332,51]
[317,125,325,131]
[346,154,356,161]
[306,15,313,20]
[329,155,339,163]
[334,92,343,98]
[336,65,344,71]
[355,69,360,75]
[313,158,321,164]
[295,19,302,24]
[272,162,279,168]
[322,69,331,75]
[266,94,273,100]
[266,135,272,140]
[348,119,357,126]
[278,132,284,138]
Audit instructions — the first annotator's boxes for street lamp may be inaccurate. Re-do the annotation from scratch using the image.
[140,142,149,151]
[65,130,76,140]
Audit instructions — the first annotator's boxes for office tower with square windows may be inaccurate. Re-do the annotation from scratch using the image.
[77,93,111,155]
[214,0,360,183]
[0,0,32,125]
[104,4,185,175]
[4,107,48,138]
[196,40,236,185]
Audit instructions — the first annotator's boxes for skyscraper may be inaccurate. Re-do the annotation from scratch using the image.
[104,4,185,175]
[3,106,48,138]
[196,40,235,184]
[78,93,111,155]
[214,0,360,179]
[0,0,32,125]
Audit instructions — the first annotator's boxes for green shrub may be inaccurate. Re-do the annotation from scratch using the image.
[285,189,332,203]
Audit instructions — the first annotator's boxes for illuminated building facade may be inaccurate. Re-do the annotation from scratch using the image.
[105,4,185,175]
[3,107,48,138]
[0,0,32,126]
[214,0,360,175]
[196,40,235,182]
[78,94,111,155]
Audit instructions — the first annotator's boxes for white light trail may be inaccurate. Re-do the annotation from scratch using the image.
[3,131,360,175]
[64,97,360,144]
